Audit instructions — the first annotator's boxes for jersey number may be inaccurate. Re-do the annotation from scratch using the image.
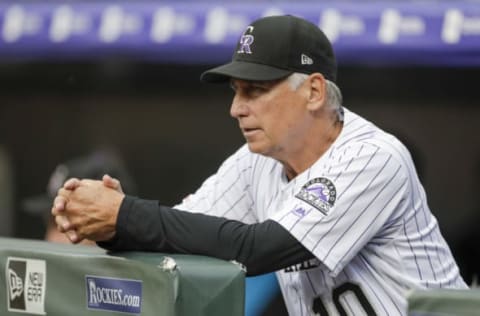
[312,282,376,315]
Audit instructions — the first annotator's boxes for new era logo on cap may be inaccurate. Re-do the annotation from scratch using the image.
[301,54,313,65]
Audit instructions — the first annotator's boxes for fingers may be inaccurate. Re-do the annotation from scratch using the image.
[65,230,85,244]
[52,187,74,216]
[63,177,81,190]
[52,177,79,216]
[52,176,119,244]
[55,215,72,232]
[51,177,90,245]
[103,174,123,193]
[54,213,85,244]
[52,195,67,216]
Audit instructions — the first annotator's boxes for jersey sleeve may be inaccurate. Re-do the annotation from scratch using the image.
[173,144,257,223]
[270,142,409,276]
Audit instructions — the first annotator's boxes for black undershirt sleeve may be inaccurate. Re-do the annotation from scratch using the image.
[98,195,315,275]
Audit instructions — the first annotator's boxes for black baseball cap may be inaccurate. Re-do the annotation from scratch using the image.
[22,150,136,221]
[201,15,337,83]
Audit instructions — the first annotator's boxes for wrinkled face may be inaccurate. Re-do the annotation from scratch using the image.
[230,77,310,159]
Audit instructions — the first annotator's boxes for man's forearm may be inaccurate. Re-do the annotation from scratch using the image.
[98,195,314,275]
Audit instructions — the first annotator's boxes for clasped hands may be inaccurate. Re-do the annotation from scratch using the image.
[51,174,125,244]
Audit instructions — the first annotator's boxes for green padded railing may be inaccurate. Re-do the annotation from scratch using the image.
[0,237,245,316]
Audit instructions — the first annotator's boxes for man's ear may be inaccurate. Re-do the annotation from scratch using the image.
[306,73,327,111]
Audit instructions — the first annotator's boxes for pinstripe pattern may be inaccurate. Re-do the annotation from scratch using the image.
[174,108,467,315]
[318,163,402,264]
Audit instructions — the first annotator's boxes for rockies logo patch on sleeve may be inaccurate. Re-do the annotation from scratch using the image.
[295,177,336,215]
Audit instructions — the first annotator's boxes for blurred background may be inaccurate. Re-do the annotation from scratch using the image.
[0,1,479,313]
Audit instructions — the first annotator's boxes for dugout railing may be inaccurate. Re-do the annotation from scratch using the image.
[0,237,244,316]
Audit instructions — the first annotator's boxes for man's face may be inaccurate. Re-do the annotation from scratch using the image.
[230,77,310,160]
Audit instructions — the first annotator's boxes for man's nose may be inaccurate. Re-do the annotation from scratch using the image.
[230,95,249,118]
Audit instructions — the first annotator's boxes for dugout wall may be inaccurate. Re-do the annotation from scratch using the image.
[0,237,245,316]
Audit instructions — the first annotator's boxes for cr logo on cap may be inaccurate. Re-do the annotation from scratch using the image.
[237,26,254,54]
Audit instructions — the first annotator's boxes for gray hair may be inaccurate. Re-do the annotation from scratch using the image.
[287,72,344,122]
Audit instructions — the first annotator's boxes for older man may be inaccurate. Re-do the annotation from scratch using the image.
[53,15,467,315]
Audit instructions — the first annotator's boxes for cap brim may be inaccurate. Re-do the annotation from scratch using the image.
[200,61,293,83]
[22,195,52,216]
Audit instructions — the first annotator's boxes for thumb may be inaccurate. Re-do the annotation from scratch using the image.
[102,174,123,193]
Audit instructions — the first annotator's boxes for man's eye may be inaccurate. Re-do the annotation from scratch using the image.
[249,85,267,94]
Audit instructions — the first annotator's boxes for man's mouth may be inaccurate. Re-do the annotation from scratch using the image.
[242,127,260,136]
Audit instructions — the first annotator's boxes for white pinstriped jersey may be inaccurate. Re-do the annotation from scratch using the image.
[175,108,467,315]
